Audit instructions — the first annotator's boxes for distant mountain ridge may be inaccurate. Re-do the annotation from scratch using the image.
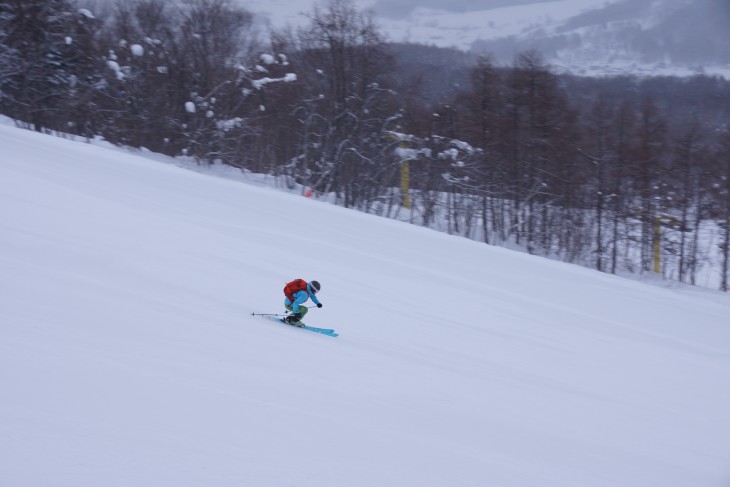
[371,0,555,18]
[470,0,730,76]
[251,0,728,77]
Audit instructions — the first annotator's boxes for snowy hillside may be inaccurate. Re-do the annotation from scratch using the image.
[246,0,617,50]
[377,0,616,50]
[247,0,730,78]
[2,124,730,487]
[471,0,730,77]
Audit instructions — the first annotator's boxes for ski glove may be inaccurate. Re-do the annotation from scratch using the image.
[316,303,323,308]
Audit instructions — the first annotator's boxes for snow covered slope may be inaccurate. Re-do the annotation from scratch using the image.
[471,0,730,77]
[377,0,616,50]
[1,124,730,487]
[248,0,730,78]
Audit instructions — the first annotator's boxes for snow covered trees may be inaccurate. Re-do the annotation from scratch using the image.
[2,0,730,288]
[279,0,399,207]
[96,0,267,159]
[0,0,99,132]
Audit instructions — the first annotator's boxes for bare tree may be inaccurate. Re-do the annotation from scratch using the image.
[502,51,577,254]
[712,130,730,291]
[631,96,667,272]
[284,0,399,207]
[669,119,705,283]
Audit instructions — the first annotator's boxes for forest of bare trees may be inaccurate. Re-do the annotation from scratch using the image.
[2,0,730,290]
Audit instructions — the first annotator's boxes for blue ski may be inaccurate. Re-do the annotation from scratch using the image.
[261,315,338,337]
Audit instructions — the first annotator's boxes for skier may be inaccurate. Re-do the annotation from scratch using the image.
[283,279,322,326]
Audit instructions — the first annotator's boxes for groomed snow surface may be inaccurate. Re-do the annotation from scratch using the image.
[1,123,730,487]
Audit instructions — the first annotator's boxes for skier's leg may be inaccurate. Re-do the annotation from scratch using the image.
[284,304,308,325]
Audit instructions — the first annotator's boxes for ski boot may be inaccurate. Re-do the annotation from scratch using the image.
[284,315,304,327]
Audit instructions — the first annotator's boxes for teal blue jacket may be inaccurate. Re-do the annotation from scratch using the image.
[285,283,321,314]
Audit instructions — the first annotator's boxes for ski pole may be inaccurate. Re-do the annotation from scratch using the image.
[250,312,287,317]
